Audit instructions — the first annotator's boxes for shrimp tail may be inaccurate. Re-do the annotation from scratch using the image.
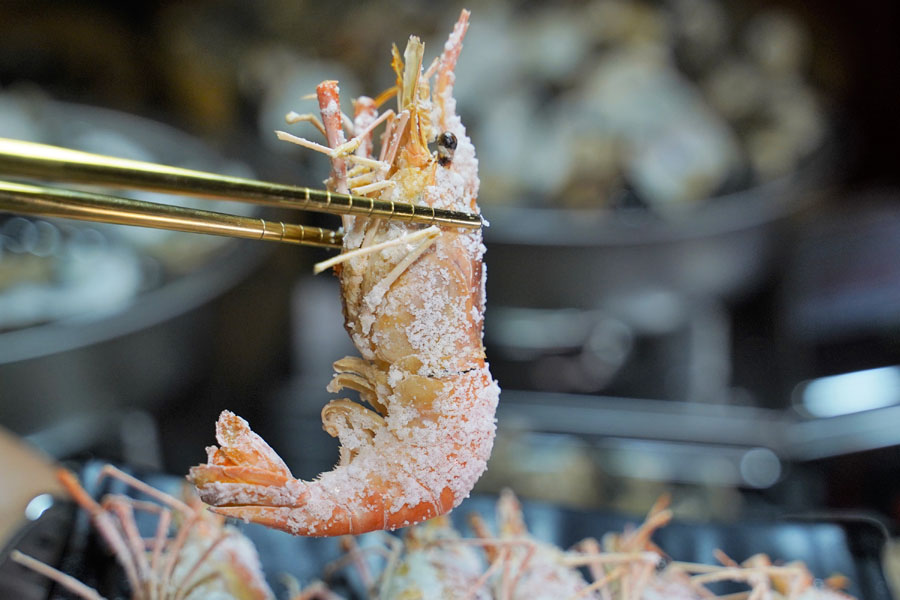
[192,364,498,537]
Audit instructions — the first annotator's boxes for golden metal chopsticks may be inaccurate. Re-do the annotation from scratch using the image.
[0,137,483,249]
[0,180,342,248]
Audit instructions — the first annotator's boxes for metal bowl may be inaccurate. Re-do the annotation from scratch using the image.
[483,146,831,395]
[0,93,269,441]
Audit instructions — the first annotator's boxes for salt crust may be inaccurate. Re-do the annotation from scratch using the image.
[321,98,340,119]
[267,368,500,534]
[300,20,498,530]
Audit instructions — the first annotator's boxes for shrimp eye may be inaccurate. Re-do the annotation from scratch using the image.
[437,131,457,166]
[438,131,457,150]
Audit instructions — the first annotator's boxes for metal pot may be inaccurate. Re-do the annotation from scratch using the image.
[483,149,830,395]
[0,94,271,445]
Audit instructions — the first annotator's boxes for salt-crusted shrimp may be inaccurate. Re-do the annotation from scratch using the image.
[662,552,856,600]
[461,492,854,600]
[311,491,856,600]
[376,516,490,600]
[316,517,488,599]
[597,495,855,600]
[465,490,660,600]
[13,465,273,600]
[189,10,499,537]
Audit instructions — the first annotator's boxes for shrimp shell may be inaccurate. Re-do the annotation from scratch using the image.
[190,10,500,537]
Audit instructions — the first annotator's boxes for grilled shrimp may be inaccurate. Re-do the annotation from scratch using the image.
[466,490,659,600]
[318,492,856,600]
[596,496,855,600]
[377,516,490,600]
[461,492,854,600]
[189,10,500,537]
[13,465,273,600]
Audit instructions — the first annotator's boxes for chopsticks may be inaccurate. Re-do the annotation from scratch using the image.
[0,179,342,248]
[0,137,483,249]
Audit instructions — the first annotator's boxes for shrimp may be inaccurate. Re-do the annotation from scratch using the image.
[12,465,273,600]
[464,490,660,600]
[189,9,500,537]
[310,518,486,599]
[593,495,855,600]
[663,552,856,600]
[310,491,856,600]
[376,516,491,600]
[462,492,854,600]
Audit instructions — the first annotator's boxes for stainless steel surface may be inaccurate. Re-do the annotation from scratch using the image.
[0,240,265,435]
[0,98,275,439]
[498,388,900,464]
[485,169,824,319]
[483,147,832,401]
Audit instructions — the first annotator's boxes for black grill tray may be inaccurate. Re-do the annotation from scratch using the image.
[0,461,892,599]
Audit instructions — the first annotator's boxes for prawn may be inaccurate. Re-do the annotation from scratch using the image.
[189,9,500,537]
[376,516,490,600]
[312,517,488,599]
[466,490,661,600]
[313,491,856,600]
[593,495,855,600]
[12,465,273,600]
[663,552,856,600]
[458,491,853,600]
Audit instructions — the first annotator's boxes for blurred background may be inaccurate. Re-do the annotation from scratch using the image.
[0,0,899,537]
